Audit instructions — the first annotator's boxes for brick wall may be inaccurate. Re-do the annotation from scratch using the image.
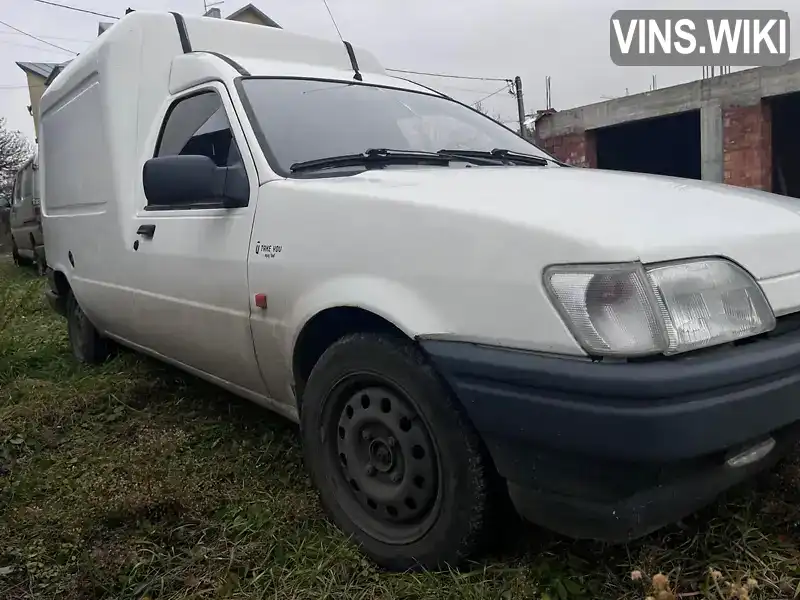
[722,101,772,191]
[539,131,597,168]
[535,100,776,193]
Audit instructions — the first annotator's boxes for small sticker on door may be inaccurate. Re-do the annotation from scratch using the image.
[254,241,282,259]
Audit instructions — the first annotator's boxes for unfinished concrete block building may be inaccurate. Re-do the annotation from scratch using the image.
[534,59,800,198]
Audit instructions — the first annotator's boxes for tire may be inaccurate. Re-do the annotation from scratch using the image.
[300,333,490,571]
[10,238,26,266]
[35,252,47,277]
[66,291,110,364]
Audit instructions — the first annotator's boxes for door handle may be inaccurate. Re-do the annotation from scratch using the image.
[136,224,156,239]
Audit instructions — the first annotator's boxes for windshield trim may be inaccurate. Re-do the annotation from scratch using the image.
[233,75,555,179]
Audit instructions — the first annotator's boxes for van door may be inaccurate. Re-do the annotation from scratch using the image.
[127,82,268,397]
[10,165,37,255]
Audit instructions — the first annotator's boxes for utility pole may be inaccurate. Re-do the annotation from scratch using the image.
[545,75,552,110]
[514,76,525,137]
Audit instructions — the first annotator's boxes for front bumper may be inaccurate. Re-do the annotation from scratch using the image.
[420,321,800,542]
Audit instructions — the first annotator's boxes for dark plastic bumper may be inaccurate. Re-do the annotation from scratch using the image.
[420,331,800,541]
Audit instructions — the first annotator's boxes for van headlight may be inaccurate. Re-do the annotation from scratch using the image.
[544,259,775,357]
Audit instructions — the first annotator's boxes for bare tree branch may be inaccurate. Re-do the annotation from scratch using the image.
[0,119,33,206]
[473,101,505,124]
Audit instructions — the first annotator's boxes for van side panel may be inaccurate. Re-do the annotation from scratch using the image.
[40,17,148,336]
[40,12,209,340]
[41,77,109,212]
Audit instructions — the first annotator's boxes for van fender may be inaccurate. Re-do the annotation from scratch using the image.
[47,260,72,292]
[286,275,449,359]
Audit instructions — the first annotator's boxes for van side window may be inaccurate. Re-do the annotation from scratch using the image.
[20,167,33,200]
[12,172,24,206]
[155,91,242,169]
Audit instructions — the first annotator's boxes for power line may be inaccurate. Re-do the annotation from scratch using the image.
[432,82,507,95]
[30,0,118,20]
[0,39,79,53]
[472,84,511,106]
[0,31,93,43]
[320,0,344,42]
[394,76,512,106]
[0,19,78,54]
[385,67,510,83]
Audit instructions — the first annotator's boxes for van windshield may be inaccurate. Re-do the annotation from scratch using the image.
[238,78,550,176]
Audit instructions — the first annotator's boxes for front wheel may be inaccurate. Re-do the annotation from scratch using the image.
[300,333,491,571]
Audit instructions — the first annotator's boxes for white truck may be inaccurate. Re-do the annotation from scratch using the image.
[40,10,800,571]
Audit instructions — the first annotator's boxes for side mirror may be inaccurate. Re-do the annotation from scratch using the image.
[142,155,248,209]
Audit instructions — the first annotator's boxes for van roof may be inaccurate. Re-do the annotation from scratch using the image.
[40,10,433,126]
[49,10,386,87]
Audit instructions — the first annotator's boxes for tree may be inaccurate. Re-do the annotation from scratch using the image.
[473,101,506,125]
[0,118,33,207]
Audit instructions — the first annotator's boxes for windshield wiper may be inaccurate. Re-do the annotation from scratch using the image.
[290,148,452,173]
[437,148,556,167]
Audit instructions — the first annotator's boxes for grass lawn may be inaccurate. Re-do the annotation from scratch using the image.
[2,258,800,599]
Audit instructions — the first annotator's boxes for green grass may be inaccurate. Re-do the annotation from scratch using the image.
[2,258,800,600]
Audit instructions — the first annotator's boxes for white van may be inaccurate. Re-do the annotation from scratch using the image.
[40,11,800,570]
[9,148,46,273]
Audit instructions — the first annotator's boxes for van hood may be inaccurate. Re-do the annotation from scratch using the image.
[297,165,800,280]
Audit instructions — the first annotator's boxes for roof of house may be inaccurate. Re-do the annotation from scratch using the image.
[226,3,281,28]
[16,61,60,79]
[45,62,71,85]
[98,22,113,35]
[17,61,72,86]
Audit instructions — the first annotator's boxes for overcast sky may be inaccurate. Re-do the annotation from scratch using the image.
[1,0,798,140]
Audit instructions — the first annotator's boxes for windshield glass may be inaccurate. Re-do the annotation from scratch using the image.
[239,78,551,174]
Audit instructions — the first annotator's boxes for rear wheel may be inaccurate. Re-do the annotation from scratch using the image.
[66,291,110,364]
[301,333,490,571]
[10,238,27,266]
[35,252,47,276]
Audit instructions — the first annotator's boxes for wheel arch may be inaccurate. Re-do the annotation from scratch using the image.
[51,268,71,296]
[288,276,450,404]
[292,306,409,402]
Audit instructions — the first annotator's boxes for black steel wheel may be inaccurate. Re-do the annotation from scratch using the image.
[301,333,490,571]
[327,379,441,544]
